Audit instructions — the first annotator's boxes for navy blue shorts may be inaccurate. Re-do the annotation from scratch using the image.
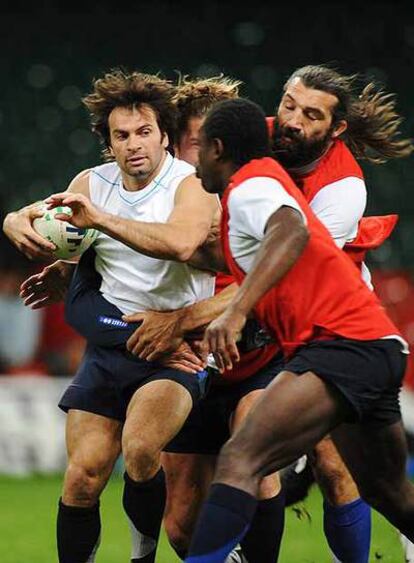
[164,353,284,454]
[285,338,406,426]
[59,343,209,421]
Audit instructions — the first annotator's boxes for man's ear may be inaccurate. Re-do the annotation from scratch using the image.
[212,137,224,160]
[108,145,115,158]
[162,132,169,148]
[332,119,348,139]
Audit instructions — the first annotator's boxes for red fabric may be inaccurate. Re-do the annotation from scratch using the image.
[372,271,414,389]
[221,157,400,359]
[214,273,235,294]
[343,215,399,268]
[296,139,364,201]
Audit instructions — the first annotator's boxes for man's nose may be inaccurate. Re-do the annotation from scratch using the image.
[127,135,141,151]
[286,110,303,132]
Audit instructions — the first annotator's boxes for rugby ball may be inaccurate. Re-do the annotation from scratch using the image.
[33,205,98,260]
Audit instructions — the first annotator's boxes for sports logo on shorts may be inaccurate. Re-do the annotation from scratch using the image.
[98,315,129,328]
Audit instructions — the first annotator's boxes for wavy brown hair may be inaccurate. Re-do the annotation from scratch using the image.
[82,69,177,160]
[173,75,242,142]
[284,65,413,163]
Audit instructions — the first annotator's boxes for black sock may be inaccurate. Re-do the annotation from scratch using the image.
[123,469,166,563]
[241,489,285,563]
[185,483,257,562]
[174,547,188,560]
[57,498,101,563]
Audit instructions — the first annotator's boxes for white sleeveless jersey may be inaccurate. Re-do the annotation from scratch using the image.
[89,152,215,314]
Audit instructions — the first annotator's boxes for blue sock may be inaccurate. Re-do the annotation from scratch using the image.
[323,498,371,563]
[185,483,257,563]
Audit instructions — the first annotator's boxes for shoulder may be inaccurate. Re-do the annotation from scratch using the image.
[175,173,218,211]
[161,156,195,188]
[230,177,291,203]
[67,168,91,195]
[322,140,364,181]
[90,161,122,188]
[310,176,366,206]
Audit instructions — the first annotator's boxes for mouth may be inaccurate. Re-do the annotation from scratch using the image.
[127,156,146,165]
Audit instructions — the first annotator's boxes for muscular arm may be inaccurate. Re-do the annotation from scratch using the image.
[205,206,309,370]
[227,207,309,318]
[97,175,217,260]
[49,174,218,262]
[124,282,239,359]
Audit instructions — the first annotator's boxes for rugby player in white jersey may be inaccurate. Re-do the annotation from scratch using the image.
[3,69,220,563]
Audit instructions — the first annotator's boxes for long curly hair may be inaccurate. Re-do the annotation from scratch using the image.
[284,65,413,163]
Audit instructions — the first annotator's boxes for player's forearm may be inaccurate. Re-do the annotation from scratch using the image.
[181,283,239,333]
[228,209,309,318]
[95,212,207,261]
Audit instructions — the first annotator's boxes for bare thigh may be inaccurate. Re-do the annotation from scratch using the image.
[331,420,409,503]
[215,370,349,496]
[122,380,194,481]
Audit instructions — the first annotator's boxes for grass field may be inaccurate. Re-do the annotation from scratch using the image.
[0,473,406,562]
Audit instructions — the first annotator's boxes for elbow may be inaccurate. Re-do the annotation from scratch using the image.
[171,243,198,262]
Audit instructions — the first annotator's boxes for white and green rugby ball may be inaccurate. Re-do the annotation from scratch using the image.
[33,205,98,260]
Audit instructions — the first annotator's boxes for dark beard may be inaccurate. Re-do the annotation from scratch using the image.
[271,125,332,169]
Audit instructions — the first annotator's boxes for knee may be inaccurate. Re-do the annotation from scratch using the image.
[63,462,109,506]
[123,438,159,482]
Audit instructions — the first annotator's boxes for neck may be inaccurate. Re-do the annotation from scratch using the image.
[221,161,240,193]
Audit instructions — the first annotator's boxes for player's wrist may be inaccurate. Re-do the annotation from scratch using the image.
[91,209,110,231]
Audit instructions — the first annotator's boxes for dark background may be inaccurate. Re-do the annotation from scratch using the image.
[1,1,414,268]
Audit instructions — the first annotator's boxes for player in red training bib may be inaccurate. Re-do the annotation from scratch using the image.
[184,98,414,563]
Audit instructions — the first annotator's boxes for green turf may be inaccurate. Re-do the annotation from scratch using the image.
[0,473,405,562]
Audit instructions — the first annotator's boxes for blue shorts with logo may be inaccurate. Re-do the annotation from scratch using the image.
[60,248,208,420]
[59,343,209,421]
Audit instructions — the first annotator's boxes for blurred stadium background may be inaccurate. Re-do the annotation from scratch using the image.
[1,1,414,561]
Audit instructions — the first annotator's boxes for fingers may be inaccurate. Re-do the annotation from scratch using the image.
[20,273,43,292]
[163,361,198,374]
[53,214,72,222]
[45,193,70,207]
[126,326,144,355]
[26,230,56,251]
[26,296,53,309]
[46,192,83,209]
[204,327,240,373]
[122,312,147,323]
